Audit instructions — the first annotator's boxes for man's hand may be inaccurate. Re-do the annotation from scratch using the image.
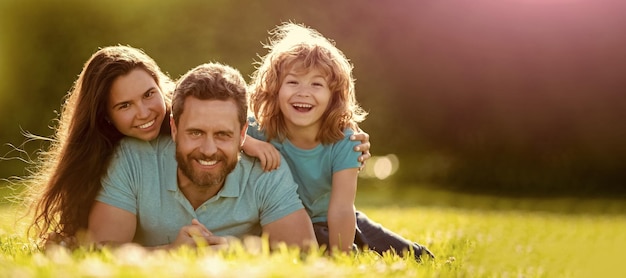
[350,130,371,166]
[170,219,228,249]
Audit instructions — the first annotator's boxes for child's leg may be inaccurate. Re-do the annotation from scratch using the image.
[354,211,434,261]
[312,222,331,247]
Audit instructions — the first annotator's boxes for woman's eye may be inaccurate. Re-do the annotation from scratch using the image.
[145,90,155,98]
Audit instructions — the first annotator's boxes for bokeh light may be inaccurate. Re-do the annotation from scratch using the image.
[360,154,400,180]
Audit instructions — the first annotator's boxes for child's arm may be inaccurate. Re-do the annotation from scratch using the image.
[242,135,281,171]
[327,168,359,253]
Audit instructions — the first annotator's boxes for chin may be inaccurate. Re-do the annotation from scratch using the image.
[139,132,158,141]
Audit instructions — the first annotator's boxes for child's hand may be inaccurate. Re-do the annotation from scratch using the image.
[242,136,281,171]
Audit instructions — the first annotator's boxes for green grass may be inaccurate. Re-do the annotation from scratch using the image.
[1,184,625,277]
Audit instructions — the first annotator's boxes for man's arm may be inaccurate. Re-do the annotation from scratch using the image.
[255,152,317,250]
[262,208,317,250]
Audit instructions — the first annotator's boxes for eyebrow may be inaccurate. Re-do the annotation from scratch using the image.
[285,72,326,79]
[215,130,235,136]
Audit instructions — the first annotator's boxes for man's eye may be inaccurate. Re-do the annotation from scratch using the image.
[217,132,231,139]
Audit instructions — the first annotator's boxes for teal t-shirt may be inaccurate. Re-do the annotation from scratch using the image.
[247,120,361,223]
[96,135,304,247]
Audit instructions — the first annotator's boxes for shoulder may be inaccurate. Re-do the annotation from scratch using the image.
[117,135,173,154]
[239,153,295,185]
[118,136,149,153]
[246,117,267,141]
[331,128,360,151]
[343,128,356,137]
[239,152,291,176]
[237,153,259,173]
[327,128,360,168]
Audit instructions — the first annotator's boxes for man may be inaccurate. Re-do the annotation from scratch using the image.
[88,62,316,250]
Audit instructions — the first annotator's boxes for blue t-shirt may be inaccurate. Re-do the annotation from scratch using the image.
[247,120,360,223]
[96,135,304,247]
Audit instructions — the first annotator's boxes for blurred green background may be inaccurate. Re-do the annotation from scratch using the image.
[1,0,625,197]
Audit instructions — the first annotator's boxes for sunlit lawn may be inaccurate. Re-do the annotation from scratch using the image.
[1,184,625,277]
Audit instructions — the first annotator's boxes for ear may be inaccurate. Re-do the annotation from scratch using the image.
[240,120,248,147]
[170,116,177,143]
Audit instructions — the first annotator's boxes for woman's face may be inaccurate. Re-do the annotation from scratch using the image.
[107,68,167,141]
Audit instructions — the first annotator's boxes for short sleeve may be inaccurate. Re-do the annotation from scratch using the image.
[331,129,361,173]
[95,142,139,215]
[246,117,267,141]
[255,159,304,226]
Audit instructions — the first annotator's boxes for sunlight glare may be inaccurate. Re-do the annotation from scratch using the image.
[360,154,400,180]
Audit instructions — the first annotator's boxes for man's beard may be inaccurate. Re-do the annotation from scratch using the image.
[176,149,238,188]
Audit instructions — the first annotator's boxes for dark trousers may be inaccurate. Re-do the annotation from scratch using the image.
[313,211,434,261]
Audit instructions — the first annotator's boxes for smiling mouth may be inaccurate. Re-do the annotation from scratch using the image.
[197,159,218,166]
[136,119,156,129]
[292,103,313,112]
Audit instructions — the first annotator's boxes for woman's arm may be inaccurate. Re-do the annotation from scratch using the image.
[327,168,359,253]
[88,201,137,245]
[88,206,226,250]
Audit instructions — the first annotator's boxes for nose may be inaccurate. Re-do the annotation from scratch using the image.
[199,137,218,156]
[136,102,151,119]
[296,86,311,97]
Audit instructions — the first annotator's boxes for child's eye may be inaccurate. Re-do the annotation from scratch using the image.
[313,82,325,87]
[286,80,298,85]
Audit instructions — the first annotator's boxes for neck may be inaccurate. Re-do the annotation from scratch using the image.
[177,169,222,210]
[286,124,320,149]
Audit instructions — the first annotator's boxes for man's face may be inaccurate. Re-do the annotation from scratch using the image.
[171,97,246,189]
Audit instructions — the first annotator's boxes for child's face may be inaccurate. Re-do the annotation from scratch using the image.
[278,66,331,133]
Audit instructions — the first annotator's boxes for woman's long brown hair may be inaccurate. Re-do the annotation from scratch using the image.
[26,45,172,244]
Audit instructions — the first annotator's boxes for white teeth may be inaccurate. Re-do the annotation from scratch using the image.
[293,103,312,108]
[137,119,155,129]
[198,159,217,166]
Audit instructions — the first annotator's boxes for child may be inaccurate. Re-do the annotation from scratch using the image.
[248,23,434,260]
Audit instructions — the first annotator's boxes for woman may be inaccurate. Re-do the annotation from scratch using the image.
[26,46,173,246]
